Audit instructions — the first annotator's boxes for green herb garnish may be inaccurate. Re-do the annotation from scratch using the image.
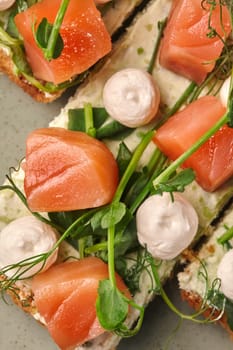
[217,224,233,246]
[34,0,70,60]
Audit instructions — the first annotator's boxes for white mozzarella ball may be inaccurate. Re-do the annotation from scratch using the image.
[103,68,160,128]
[136,192,198,260]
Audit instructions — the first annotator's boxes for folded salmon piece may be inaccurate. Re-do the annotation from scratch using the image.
[159,0,231,84]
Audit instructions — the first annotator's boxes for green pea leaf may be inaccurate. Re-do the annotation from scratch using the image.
[153,168,195,195]
[96,279,128,330]
[12,45,32,74]
[34,18,64,59]
[114,218,138,258]
[101,202,126,229]
[227,87,233,128]
[90,207,109,231]
[68,107,109,132]
[116,142,132,177]
[96,120,133,140]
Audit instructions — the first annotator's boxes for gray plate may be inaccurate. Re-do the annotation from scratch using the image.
[0,75,232,350]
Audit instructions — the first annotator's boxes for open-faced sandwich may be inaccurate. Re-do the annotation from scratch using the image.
[0,0,233,349]
[0,0,148,102]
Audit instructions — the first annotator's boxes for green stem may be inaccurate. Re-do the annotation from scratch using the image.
[0,26,22,46]
[106,131,154,288]
[217,225,233,245]
[2,178,62,232]
[78,238,85,259]
[84,103,96,137]
[146,148,163,174]
[113,130,154,203]
[147,18,167,75]
[1,207,99,283]
[153,112,228,187]
[129,153,166,214]
[45,0,70,60]
[108,225,116,286]
[157,81,197,128]
[167,81,197,115]
[53,208,99,252]
[21,70,87,93]
[85,241,107,254]
[149,255,216,322]
[118,297,145,336]
[190,74,216,102]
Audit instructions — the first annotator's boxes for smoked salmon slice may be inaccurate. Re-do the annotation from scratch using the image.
[24,127,119,212]
[14,0,112,84]
[153,95,233,192]
[159,0,231,84]
[32,257,130,349]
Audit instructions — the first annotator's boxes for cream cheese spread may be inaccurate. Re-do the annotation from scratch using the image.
[103,68,160,127]
[0,216,58,278]
[0,0,15,11]
[136,192,198,260]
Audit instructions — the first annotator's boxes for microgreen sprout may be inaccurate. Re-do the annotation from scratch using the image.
[217,224,233,246]
[84,103,96,137]
[34,0,70,60]
[147,17,167,75]
[201,0,229,41]
[148,253,226,324]
[96,130,154,335]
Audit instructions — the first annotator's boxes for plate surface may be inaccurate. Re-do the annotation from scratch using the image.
[0,75,232,350]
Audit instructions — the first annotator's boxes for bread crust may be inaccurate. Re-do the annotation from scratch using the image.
[0,48,64,103]
[0,274,37,316]
[181,289,233,339]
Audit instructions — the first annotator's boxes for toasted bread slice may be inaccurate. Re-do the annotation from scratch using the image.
[0,48,63,102]
[0,0,148,102]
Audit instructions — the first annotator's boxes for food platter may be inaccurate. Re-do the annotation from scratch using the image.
[0,73,233,350]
